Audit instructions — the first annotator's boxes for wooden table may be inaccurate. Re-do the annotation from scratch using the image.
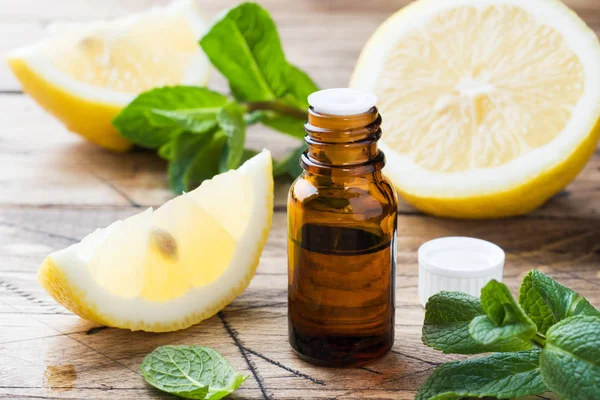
[1,1,600,399]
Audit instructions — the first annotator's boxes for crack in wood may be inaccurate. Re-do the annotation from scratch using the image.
[331,366,436,399]
[358,366,384,375]
[218,311,271,400]
[241,345,325,386]
[86,326,108,335]
[86,168,142,208]
[0,329,98,346]
[0,279,63,312]
[358,366,385,375]
[230,301,288,312]
[273,205,287,213]
[390,349,441,366]
[66,334,141,377]
[0,221,79,244]
[0,385,155,391]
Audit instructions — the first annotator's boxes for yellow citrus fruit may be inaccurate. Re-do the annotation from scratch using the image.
[38,151,273,332]
[6,0,210,151]
[350,0,600,218]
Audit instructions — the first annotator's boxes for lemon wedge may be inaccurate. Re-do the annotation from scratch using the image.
[38,151,273,332]
[6,0,210,151]
[351,0,600,218]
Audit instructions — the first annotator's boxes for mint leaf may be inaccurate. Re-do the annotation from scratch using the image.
[241,148,259,163]
[148,109,219,134]
[200,2,317,106]
[519,270,600,334]
[519,271,556,335]
[423,292,531,354]
[540,316,600,400]
[469,280,537,345]
[217,103,246,172]
[113,86,228,149]
[184,132,227,190]
[244,110,265,125]
[273,144,306,178]
[263,114,306,140]
[283,65,319,109]
[416,349,547,400]
[159,141,175,161]
[168,131,215,193]
[141,345,247,400]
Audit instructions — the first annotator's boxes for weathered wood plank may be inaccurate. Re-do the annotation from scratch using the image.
[0,0,393,90]
[2,0,600,398]
[1,0,599,90]
[2,202,597,391]
[2,93,600,216]
[0,94,300,208]
[1,204,599,398]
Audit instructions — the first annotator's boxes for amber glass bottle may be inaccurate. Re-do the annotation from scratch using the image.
[288,89,398,367]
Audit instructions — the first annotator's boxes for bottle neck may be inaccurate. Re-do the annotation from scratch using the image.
[301,107,385,176]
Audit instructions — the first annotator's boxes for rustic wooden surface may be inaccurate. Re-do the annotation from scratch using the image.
[1,1,600,399]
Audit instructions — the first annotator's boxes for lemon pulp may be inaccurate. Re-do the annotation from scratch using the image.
[351,0,600,218]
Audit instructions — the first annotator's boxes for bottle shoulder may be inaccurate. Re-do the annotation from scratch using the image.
[288,173,398,218]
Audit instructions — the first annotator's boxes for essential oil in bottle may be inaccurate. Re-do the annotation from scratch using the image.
[287,88,398,367]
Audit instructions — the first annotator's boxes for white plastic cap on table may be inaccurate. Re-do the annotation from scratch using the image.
[418,237,505,307]
[308,88,377,116]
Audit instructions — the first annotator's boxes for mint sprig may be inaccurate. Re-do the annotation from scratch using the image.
[113,2,317,192]
[469,280,537,345]
[141,345,247,399]
[519,269,600,334]
[423,291,532,354]
[419,270,600,400]
[416,349,546,400]
[540,316,600,399]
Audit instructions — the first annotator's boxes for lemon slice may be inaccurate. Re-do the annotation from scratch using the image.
[38,151,273,332]
[6,0,210,151]
[351,0,600,218]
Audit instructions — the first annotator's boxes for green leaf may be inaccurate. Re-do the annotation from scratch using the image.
[540,316,600,400]
[140,345,248,400]
[519,270,600,334]
[423,292,532,354]
[469,280,537,345]
[168,131,215,194]
[282,64,319,109]
[199,2,317,106]
[416,349,547,400]
[273,144,306,178]
[158,141,175,161]
[263,113,306,140]
[241,149,259,163]
[184,131,227,190]
[244,110,265,125]
[148,109,219,134]
[217,103,246,172]
[113,86,228,149]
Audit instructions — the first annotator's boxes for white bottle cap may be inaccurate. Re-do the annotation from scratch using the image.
[418,237,505,307]
[308,88,377,116]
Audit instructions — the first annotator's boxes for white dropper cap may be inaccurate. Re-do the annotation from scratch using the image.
[308,88,377,116]
[418,237,505,307]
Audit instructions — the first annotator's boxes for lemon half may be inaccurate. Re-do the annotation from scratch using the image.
[7,0,210,151]
[351,0,600,218]
[38,151,273,332]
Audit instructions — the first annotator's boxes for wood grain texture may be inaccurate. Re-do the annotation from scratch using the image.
[1,0,600,399]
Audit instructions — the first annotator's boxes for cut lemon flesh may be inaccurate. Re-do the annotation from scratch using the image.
[38,151,273,332]
[6,0,210,151]
[351,0,600,218]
